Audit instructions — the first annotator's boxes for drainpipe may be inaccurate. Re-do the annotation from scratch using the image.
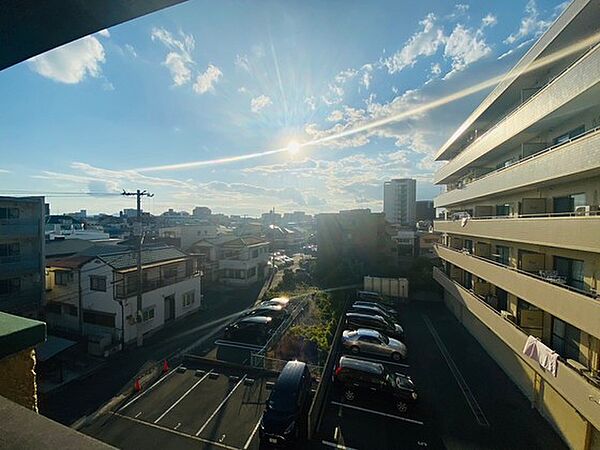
[78,268,83,336]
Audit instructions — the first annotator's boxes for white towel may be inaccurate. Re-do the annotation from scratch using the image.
[522,335,558,377]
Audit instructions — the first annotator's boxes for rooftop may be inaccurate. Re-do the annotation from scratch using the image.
[0,312,46,359]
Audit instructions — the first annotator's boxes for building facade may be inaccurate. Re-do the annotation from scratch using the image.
[0,196,45,318]
[416,200,435,222]
[432,2,600,448]
[45,246,201,353]
[383,178,417,226]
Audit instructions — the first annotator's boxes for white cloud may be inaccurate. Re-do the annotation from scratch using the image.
[28,35,106,84]
[151,27,195,86]
[238,86,249,94]
[361,64,373,90]
[193,64,223,94]
[124,44,138,58]
[304,96,317,111]
[443,24,491,77]
[382,13,445,74]
[0,169,11,174]
[250,95,272,113]
[97,29,110,38]
[504,0,550,45]
[235,54,250,71]
[430,62,442,76]
[327,110,344,122]
[481,13,497,28]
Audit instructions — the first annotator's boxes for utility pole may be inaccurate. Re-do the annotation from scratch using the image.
[122,189,154,347]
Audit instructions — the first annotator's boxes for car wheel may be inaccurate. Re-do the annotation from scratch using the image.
[391,352,402,362]
[396,401,408,413]
[350,346,360,354]
[344,389,356,401]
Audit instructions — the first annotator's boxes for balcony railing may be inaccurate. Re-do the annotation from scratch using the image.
[435,243,598,300]
[115,272,199,299]
[434,267,600,393]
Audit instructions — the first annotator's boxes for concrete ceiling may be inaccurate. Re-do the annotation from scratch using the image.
[0,0,187,71]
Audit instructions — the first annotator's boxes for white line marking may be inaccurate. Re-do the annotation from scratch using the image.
[243,418,262,450]
[322,440,359,450]
[112,412,239,450]
[331,401,424,425]
[119,364,181,411]
[174,422,181,430]
[134,412,142,418]
[154,370,213,423]
[334,426,339,440]
[195,375,247,436]
[347,355,410,368]
[422,314,490,427]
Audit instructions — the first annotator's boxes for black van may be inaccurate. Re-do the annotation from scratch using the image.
[259,360,312,447]
[223,316,273,345]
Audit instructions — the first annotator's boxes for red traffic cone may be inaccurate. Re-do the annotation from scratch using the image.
[162,359,169,374]
[134,378,141,392]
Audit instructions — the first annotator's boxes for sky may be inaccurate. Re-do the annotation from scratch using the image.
[0,0,569,216]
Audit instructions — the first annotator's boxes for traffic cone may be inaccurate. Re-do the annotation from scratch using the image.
[134,377,141,392]
[162,359,169,374]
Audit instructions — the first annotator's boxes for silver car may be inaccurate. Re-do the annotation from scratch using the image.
[341,328,407,361]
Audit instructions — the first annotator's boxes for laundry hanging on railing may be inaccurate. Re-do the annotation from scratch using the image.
[522,335,558,376]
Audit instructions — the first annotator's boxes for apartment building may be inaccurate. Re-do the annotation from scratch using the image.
[383,178,416,226]
[432,2,600,448]
[188,235,270,286]
[45,246,201,354]
[0,196,45,318]
[158,223,220,250]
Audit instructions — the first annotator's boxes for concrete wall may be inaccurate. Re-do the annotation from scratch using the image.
[0,347,37,411]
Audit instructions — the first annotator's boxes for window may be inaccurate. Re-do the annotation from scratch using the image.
[0,242,20,257]
[182,291,195,307]
[0,207,19,219]
[0,277,20,295]
[55,270,73,286]
[495,245,510,266]
[554,256,585,290]
[553,125,585,145]
[247,267,256,278]
[163,266,178,278]
[551,318,582,362]
[252,249,259,258]
[142,307,155,322]
[90,275,107,291]
[83,310,114,327]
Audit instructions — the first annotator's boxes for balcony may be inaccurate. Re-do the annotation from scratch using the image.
[433,267,600,431]
[433,244,600,335]
[434,214,600,253]
[434,126,600,208]
[115,272,199,299]
[434,42,600,185]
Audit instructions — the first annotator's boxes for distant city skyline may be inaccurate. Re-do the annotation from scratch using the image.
[0,0,568,216]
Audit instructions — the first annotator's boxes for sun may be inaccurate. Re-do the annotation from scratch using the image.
[286,140,301,155]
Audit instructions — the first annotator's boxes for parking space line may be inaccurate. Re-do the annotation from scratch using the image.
[154,370,213,424]
[331,401,424,425]
[422,314,490,427]
[346,355,410,368]
[112,412,240,450]
[118,365,181,411]
[195,375,248,436]
[322,440,359,450]
[242,418,262,450]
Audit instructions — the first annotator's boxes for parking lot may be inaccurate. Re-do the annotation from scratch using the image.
[316,301,567,450]
[82,359,278,450]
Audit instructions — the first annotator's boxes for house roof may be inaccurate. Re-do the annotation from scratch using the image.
[45,239,95,258]
[48,255,95,269]
[190,235,268,250]
[99,246,189,270]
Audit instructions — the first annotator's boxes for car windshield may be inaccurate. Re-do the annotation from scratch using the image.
[267,389,296,413]
[376,332,389,344]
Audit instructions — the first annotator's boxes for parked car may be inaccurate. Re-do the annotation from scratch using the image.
[260,360,312,447]
[244,304,289,323]
[345,312,404,340]
[333,356,417,412]
[223,316,273,344]
[357,290,385,302]
[353,300,399,317]
[341,328,407,361]
[260,296,290,307]
[350,303,401,324]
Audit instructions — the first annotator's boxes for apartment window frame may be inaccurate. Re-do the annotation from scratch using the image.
[90,275,107,292]
[55,270,73,286]
[83,309,114,327]
[551,317,582,362]
[182,290,195,308]
[0,207,20,219]
[0,277,21,295]
[0,242,20,258]
[142,306,155,322]
[553,256,585,291]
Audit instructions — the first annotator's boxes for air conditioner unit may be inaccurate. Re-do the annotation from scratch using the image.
[500,310,515,323]
[575,205,598,216]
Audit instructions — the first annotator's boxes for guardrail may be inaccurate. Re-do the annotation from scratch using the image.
[307,296,350,440]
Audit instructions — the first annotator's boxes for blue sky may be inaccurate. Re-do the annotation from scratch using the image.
[0,0,568,216]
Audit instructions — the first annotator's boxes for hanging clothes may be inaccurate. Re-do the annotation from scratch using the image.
[522,335,558,377]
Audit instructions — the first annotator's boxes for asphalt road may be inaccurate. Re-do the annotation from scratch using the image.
[82,361,277,450]
[317,301,567,450]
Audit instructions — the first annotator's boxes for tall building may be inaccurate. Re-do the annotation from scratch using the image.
[432,2,600,448]
[383,178,416,226]
[416,200,435,222]
[0,196,45,317]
